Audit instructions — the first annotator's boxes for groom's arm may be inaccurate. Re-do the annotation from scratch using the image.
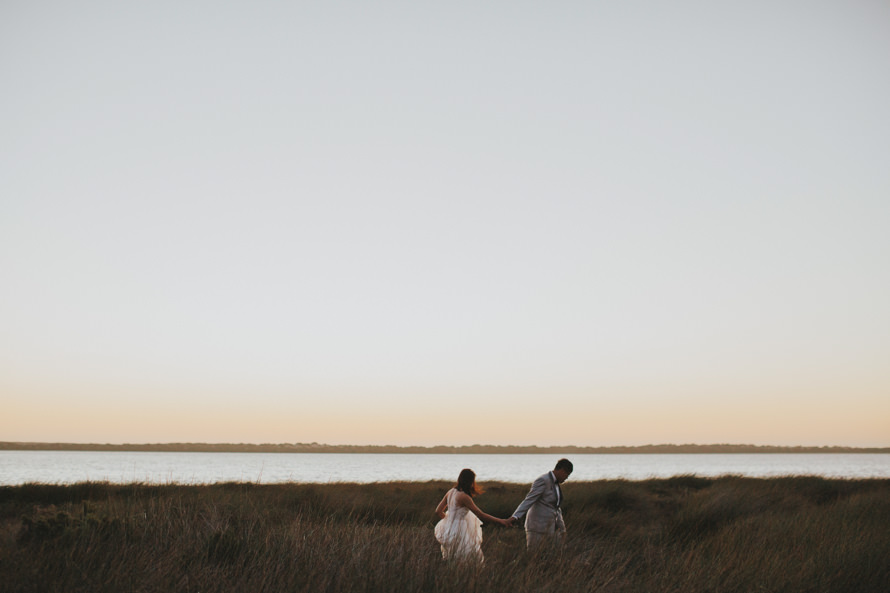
[511,474,548,522]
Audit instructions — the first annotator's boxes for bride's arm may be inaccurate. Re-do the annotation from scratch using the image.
[456,492,508,526]
[435,493,449,519]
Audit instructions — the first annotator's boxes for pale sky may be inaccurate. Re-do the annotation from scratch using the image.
[2,0,888,447]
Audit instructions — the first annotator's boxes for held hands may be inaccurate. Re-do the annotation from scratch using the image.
[484,516,516,527]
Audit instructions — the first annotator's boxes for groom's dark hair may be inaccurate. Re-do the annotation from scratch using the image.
[555,458,573,473]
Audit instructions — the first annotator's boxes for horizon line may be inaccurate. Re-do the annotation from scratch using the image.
[3,441,889,451]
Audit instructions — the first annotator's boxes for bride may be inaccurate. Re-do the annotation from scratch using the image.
[434,468,510,563]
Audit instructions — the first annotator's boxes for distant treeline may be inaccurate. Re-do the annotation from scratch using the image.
[2,442,888,454]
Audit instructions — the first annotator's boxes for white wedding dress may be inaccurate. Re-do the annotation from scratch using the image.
[434,488,483,563]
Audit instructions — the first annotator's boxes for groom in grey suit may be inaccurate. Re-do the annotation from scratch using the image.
[509,458,573,548]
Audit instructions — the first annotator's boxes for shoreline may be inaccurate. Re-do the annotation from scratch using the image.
[2,441,888,454]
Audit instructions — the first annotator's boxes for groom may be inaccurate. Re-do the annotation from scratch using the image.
[508,458,573,548]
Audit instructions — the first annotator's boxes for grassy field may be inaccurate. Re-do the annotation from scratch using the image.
[1,476,888,592]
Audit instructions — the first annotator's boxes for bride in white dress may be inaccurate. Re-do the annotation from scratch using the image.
[434,469,510,563]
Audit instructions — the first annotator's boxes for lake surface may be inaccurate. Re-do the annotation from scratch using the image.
[2,451,889,485]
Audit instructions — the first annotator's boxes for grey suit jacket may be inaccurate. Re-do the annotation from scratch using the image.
[512,471,565,534]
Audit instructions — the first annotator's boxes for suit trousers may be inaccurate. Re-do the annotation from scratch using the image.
[526,523,565,548]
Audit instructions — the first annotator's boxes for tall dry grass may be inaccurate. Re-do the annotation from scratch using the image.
[1,476,888,592]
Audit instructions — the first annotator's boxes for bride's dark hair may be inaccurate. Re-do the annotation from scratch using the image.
[456,468,482,497]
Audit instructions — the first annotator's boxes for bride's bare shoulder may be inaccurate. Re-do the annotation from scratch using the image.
[453,490,472,505]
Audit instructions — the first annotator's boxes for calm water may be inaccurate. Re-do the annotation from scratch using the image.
[2,452,889,485]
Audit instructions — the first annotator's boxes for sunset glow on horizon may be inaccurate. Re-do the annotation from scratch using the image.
[2,0,888,448]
